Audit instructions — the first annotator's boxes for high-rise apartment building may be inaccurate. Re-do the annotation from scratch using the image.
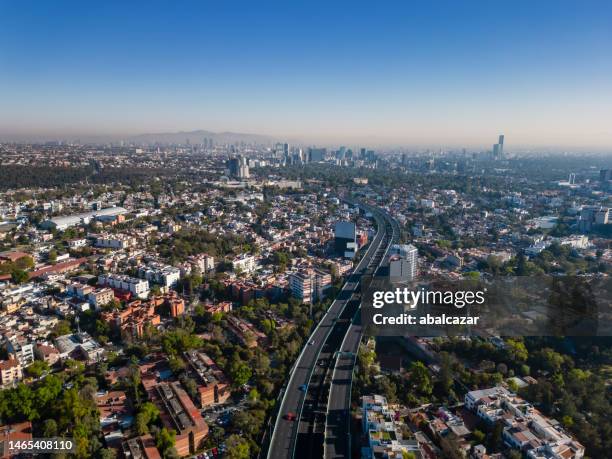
[289,269,331,305]
[389,244,418,282]
[334,221,357,258]
[578,206,609,232]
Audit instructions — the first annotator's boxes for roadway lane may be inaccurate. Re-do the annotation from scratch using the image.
[324,320,362,459]
[324,211,400,459]
[267,206,387,459]
[294,304,357,459]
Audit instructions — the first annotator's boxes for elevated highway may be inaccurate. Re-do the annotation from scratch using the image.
[266,203,398,459]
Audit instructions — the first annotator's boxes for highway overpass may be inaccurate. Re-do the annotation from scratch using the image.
[266,203,398,459]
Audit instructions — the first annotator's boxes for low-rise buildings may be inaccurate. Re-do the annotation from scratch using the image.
[122,434,161,459]
[88,287,115,309]
[0,421,33,459]
[226,315,266,348]
[184,350,230,408]
[465,387,585,459]
[40,207,128,231]
[54,332,105,362]
[101,300,161,339]
[35,343,60,366]
[0,358,23,387]
[361,394,421,459]
[149,381,209,456]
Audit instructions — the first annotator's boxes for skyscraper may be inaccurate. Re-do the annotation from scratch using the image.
[389,244,418,282]
[309,148,327,162]
[492,134,505,160]
[227,155,250,179]
[274,142,289,159]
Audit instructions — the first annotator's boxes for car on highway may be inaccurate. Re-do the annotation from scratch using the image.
[284,412,297,421]
[308,340,315,345]
[298,384,307,392]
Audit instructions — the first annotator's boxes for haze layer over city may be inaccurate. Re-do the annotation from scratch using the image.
[0,2,611,459]
[1,0,612,151]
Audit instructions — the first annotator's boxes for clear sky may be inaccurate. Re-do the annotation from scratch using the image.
[1,0,611,149]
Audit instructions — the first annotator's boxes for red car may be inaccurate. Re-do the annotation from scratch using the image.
[284,412,297,421]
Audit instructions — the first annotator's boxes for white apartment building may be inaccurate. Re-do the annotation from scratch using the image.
[87,288,115,309]
[98,274,149,299]
[289,268,331,305]
[558,235,589,250]
[389,244,418,282]
[361,394,420,459]
[67,238,88,249]
[188,254,215,273]
[289,271,313,304]
[95,234,136,249]
[232,254,256,274]
[138,263,181,288]
[6,340,35,366]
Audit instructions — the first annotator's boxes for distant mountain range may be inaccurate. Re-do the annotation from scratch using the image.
[128,129,276,146]
[0,129,278,146]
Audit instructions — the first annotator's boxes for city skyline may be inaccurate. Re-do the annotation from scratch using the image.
[1,0,612,149]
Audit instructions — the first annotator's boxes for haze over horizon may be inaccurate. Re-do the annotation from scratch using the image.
[1,0,612,150]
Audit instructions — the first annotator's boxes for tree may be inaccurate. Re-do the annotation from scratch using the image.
[52,320,72,337]
[179,374,198,401]
[15,256,34,270]
[11,269,28,284]
[506,339,528,362]
[230,362,252,387]
[25,360,49,378]
[534,348,565,373]
[42,418,58,437]
[99,448,117,459]
[161,329,202,357]
[168,356,186,374]
[247,388,260,404]
[374,376,398,403]
[408,361,433,397]
[155,427,176,458]
[472,429,485,444]
[519,364,530,376]
[436,351,454,397]
[225,434,250,459]
[136,402,160,435]
[252,352,270,375]
[487,422,503,451]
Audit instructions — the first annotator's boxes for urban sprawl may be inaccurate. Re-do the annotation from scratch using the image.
[0,136,610,459]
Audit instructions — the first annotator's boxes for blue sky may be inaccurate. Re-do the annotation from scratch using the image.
[1,0,611,148]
